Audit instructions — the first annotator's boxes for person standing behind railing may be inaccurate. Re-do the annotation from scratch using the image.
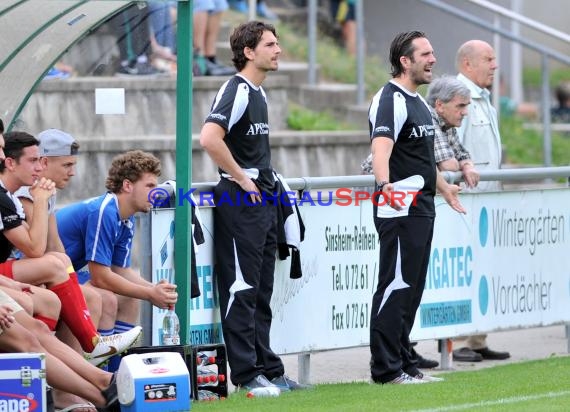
[551,81,570,123]
[427,75,480,189]
[453,39,511,363]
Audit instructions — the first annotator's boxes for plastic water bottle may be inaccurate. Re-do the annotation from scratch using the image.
[246,387,281,398]
[161,305,180,345]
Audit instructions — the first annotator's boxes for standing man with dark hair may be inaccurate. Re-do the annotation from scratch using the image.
[368,31,465,385]
[200,21,306,393]
[452,40,511,363]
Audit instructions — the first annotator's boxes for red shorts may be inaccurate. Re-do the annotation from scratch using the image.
[0,260,15,278]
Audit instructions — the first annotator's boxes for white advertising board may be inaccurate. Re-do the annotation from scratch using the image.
[150,188,570,354]
[150,208,222,346]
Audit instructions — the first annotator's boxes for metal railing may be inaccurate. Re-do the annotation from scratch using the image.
[192,166,570,193]
[420,0,570,168]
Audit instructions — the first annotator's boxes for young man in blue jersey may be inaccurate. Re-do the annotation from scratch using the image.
[56,150,178,371]
[368,31,465,385]
[200,21,307,393]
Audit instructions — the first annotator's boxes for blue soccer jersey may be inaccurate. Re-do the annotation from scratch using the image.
[56,193,135,270]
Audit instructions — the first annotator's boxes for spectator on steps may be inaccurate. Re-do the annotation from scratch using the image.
[551,81,570,123]
[193,0,236,76]
[228,0,279,20]
[147,1,236,76]
[330,0,357,56]
[109,3,165,76]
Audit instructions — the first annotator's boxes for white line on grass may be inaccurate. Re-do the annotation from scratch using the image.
[411,390,570,412]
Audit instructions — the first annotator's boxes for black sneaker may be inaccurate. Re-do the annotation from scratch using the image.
[204,60,236,77]
[116,61,164,77]
[410,346,439,369]
[270,374,313,391]
[193,55,207,76]
[101,372,119,412]
[239,374,278,391]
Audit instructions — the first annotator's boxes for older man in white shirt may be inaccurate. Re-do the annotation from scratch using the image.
[454,39,510,362]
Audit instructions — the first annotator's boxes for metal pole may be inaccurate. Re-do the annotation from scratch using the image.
[248,0,257,22]
[439,338,453,370]
[492,14,500,117]
[298,353,311,384]
[139,213,153,346]
[355,0,365,105]
[175,0,193,345]
[307,0,317,85]
[510,0,523,104]
[541,54,552,167]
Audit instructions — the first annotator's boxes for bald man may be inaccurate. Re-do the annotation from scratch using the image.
[455,40,502,192]
[453,40,510,362]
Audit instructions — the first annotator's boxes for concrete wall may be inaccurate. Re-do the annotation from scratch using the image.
[17,75,289,136]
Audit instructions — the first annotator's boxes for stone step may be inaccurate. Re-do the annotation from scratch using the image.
[296,83,358,115]
[17,73,290,136]
[344,103,370,129]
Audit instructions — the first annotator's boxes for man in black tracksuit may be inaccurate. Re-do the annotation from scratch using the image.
[368,31,466,384]
[199,21,306,393]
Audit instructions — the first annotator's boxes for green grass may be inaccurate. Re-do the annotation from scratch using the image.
[500,115,570,166]
[286,103,358,131]
[523,67,570,88]
[275,22,390,99]
[192,356,570,411]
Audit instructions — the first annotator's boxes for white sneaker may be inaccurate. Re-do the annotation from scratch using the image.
[386,372,426,384]
[85,326,142,366]
[415,372,444,382]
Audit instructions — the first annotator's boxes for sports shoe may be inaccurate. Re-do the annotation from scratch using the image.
[116,61,164,77]
[43,67,71,80]
[85,326,142,366]
[271,374,313,391]
[452,347,483,362]
[385,372,425,385]
[193,54,208,76]
[204,59,236,77]
[256,2,278,20]
[473,347,511,360]
[229,0,248,14]
[101,372,119,412]
[413,372,444,382]
[410,345,439,369]
[416,353,439,369]
[239,374,279,391]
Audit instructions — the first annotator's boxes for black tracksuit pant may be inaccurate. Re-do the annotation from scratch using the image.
[370,215,434,383]
[214,179,285,386]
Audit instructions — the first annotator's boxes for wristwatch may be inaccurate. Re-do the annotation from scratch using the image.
[377,180,389,192]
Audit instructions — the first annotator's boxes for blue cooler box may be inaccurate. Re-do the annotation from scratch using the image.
[117,351,191,412]
[0,353,46,412]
